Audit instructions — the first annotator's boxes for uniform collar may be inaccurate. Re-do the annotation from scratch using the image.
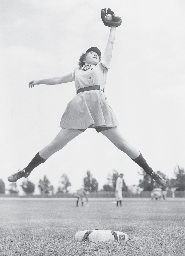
[81,64,92,71]
[81,63,97,71]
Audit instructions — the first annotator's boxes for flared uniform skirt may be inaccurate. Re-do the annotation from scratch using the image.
[60,90,119,130]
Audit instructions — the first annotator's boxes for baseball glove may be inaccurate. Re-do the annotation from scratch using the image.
[101,8,122,27]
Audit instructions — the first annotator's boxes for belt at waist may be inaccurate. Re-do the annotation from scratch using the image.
[77,85,104,94]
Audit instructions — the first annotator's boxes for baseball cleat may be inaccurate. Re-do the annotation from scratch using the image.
[8,169,31,182]
[150,172,166,186]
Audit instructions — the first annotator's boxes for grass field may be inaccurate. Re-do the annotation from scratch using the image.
[0,198,184,256]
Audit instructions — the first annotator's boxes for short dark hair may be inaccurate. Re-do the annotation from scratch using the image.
[78,53,86,68]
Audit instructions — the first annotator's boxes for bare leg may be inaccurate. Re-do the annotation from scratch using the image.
[101,127,140,159]
[101,127,166,186]
[39,129,83,159]
[8,129,83,182]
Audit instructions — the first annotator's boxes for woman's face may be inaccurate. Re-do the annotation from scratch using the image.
[85,51,100,65]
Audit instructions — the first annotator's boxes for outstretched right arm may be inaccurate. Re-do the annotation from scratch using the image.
[29,72,74,88]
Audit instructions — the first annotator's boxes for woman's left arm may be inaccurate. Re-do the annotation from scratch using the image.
[102,27,116,68]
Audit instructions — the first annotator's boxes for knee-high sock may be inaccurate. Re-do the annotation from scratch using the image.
[76,199,79,207]
[132,153,154,176]
[24,153,46,174]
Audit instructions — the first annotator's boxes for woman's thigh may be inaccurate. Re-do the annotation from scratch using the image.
[39,129,83,159]
[51,129,83,145]
[100,127,140,159]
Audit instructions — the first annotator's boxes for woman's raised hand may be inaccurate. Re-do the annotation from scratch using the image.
[29,80,39,88]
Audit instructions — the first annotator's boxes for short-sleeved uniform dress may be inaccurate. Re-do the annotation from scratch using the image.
[60,61,118,131]
[115,177,123,201]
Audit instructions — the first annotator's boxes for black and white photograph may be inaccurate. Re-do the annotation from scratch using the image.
[0,0,185,255]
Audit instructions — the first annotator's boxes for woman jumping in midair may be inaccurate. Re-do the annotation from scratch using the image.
[8,8,165,186]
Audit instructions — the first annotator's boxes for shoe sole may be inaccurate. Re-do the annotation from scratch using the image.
[8,171,26,182]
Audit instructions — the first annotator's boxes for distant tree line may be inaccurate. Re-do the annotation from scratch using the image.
[0,165,185,195]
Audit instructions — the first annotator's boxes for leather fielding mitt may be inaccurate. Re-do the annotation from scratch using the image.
[101,8,122,27]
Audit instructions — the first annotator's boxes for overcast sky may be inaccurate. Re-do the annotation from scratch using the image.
[1,0,185,194]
